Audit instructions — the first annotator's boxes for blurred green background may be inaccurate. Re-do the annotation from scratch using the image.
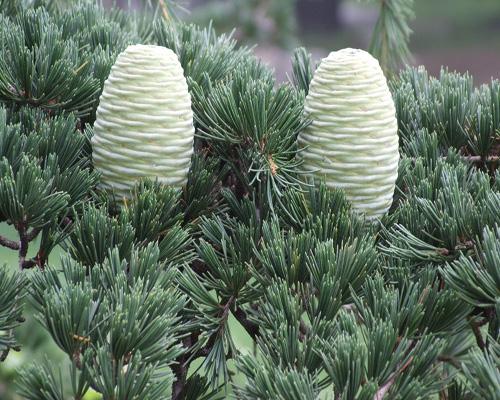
[1,0,500,398]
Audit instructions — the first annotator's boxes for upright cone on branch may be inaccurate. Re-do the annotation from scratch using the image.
[92,44,195,199]
[298,48,399,219]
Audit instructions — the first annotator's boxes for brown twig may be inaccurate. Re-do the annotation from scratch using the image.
[9,221,46,269]
[72,349,83,370]
[191,259,209,277]
[434,239,475,262]
[299,319,309,342]
[373,356,414,400]
[171,296,236,400]
[20,259,38,269]
[172,336,191,400]
[26,227,41,242]
[410,155,499,164]
[469,317,487,351]
[454,240,475,253]
[233,306,260,339]
[0,235,19,250]
[464,155,499,163]
[437,355,461,369]
[158,0,170,20]
[0,348,10,362]
[17,222,29,271]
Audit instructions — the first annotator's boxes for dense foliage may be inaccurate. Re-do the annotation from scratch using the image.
[0,1,498,399]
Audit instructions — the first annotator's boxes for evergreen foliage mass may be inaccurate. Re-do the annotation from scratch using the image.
[0,1,499,399]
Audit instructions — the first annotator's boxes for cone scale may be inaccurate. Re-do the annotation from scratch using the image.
[299,48,399,219]
[92,44,194,198]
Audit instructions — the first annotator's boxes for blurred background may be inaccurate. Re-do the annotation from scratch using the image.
[1,0,500,398]
[109,0,500,83]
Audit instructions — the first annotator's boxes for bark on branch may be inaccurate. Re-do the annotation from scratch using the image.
[233,306,260,339]
[373,356,414,400]
[0,235,19,250]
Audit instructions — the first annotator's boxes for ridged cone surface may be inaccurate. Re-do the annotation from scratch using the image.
[299,48,399,218]
[92,44,194,198]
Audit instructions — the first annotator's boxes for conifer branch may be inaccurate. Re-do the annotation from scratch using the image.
[373,356,414,400]
[0,234,19,250]
[366,0,415,73]
[1,2,498,399]
[0,265,25,361]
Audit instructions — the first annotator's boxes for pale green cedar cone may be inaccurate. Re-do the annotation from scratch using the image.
[92,44,194,198]
[299,48,399,219]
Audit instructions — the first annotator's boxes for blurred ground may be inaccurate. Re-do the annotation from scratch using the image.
[107,0,500,82]
[408,0,500,83]
[189,0,500,84]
